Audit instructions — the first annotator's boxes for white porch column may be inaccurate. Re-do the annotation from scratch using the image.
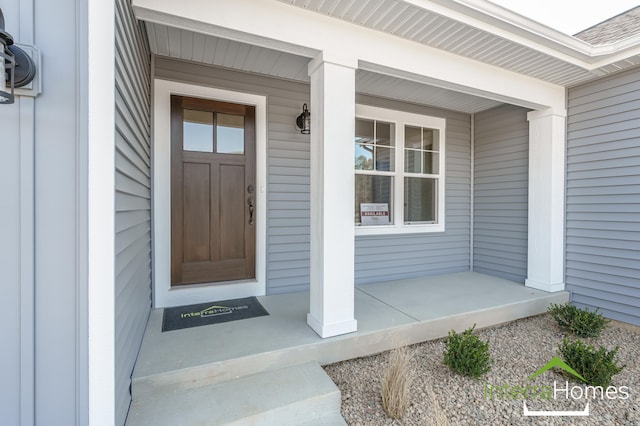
[525,108,567,292]
[307,53,358,338]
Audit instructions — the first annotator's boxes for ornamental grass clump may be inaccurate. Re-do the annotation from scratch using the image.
[547,302,610,338]
[381,345,414,419]
[443,324,491,379]
[558,338,625,387]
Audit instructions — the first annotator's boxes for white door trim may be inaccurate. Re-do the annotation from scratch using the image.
[153,79,267,308]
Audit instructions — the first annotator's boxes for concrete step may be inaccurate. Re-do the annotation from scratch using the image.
[126,362,345,426]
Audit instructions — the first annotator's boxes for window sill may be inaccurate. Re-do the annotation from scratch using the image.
[355,223,445,236]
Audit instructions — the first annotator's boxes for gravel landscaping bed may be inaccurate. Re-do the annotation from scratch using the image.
[324,314,640,425]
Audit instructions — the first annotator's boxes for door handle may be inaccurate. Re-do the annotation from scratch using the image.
[247,197,255,225]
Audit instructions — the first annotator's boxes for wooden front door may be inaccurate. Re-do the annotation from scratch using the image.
[171,95,256,286]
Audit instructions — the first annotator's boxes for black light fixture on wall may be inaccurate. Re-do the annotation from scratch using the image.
[296,103,310,134]
[1,8,37,104]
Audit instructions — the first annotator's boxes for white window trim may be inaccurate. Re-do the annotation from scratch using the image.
[355,104,446,236]
[152,79,267,308]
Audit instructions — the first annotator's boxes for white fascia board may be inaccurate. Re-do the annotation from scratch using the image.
[406,0,595,66]
[589,43,640,69]
[431,0,640,67]
[133,0,565,111]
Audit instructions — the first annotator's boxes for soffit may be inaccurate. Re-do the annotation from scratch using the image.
[146,23,311,82]
[147,22,502,113]
[277,0,640,87]
[356,70,502,112]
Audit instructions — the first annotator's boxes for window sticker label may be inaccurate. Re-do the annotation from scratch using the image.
[360,203,390,226]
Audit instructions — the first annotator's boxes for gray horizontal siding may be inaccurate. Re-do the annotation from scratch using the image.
[566,67,640,326]
[115,0,152,424]
[155,58,312,294]
[152,62,475,289]
[354,95,471,284]
[473,104,529,283]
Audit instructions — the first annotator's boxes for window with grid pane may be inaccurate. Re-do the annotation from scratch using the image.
[354,105,445,235]
[404,126,439,224]
[354,118,395,224]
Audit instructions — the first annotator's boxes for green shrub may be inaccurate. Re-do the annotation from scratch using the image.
[547,303,610,338]
[558,338,625,387]
[443,324,491,379]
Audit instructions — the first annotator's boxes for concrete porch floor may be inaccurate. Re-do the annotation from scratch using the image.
[131,272,569,400]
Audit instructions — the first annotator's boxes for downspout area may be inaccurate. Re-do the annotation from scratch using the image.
[469,113,475,272]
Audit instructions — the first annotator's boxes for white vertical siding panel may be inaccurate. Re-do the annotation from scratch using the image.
[567,67,640,326]
[354,95,472,283]
[115,0,151,424]
[473,104,529,283]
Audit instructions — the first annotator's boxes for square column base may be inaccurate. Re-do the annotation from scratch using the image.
[307,313,357,339]
[525,278,565,293]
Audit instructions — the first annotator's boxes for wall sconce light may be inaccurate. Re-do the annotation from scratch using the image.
[1,8,37,104]
[296,103,310,134]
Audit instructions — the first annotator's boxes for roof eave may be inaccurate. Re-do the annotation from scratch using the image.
[411,0,640,69]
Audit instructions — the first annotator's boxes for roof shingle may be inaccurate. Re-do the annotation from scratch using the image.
[574,5,640,45]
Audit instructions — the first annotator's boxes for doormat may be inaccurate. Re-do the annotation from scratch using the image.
[162,297,269,332]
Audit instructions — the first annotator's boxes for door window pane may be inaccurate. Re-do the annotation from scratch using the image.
[216,113,245,154]
[355,175,393,224]
[404,177,436,223]
[183,109,213,152]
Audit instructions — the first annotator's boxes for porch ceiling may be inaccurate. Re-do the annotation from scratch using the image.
[356,69,502,112]
[146,22,502,113]
[146,23,311,82]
